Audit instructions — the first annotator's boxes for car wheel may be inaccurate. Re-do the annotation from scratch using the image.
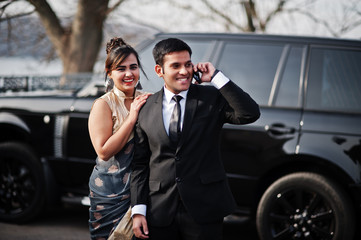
[0,142,45,223]
[256,172,355,240]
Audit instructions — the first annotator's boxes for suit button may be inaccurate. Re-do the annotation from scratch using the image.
[175,177,181,182]
[175,156,180,161]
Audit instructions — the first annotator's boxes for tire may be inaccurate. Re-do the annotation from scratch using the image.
[256,172,355,240]
[0,142,45,223]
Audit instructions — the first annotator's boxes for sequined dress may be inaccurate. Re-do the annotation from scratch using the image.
[88,87,142,240]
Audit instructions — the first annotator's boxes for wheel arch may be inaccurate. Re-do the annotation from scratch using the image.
[256,170,356,240]
[254,153,358,214]
[0,112,31,144]
[0,113,61,216]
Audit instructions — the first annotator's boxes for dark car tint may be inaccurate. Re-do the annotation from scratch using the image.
[306,47,361,113]
[218,42,284,106]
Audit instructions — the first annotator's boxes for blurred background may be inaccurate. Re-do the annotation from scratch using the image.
[1,0,360,77]
[0,1,361,239]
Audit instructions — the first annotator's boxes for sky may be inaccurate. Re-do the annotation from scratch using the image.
[1,0,360,75]
[6,0,361,39]
[109,0,361,39]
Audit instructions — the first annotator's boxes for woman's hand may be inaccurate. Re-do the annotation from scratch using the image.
[128,93,151,123]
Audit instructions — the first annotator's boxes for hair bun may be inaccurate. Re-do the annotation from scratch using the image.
[106,37,128,54]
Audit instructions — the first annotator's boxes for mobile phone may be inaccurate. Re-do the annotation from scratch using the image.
[193,71,202,84]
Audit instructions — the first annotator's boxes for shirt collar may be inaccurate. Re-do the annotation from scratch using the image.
[112,86,141,101]
[163,86,188,104]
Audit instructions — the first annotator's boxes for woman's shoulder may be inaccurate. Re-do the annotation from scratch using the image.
[90,97,109,112]
[99,91,113,100]
[90,91,114,113]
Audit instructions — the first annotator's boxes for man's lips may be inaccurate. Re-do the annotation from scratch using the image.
[177,77,189,82]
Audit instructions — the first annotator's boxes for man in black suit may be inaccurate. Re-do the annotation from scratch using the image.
[130,38,260,240]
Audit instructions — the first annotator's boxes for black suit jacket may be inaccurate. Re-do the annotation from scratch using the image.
[130,81,260,226]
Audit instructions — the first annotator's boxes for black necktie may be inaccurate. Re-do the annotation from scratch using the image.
[169,95,183,143]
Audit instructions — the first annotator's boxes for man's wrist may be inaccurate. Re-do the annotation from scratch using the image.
[131,204,147,217]
[211,69,220,80]
[211,70,230,89]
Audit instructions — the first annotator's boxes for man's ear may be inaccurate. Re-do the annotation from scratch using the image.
[155,64,163,77]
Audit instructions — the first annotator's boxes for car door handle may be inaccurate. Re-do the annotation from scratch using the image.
[266,123,296,135]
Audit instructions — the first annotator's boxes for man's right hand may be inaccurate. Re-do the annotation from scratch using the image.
[132,214,149,239]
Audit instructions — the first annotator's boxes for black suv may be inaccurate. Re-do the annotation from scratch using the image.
[1,33,361,240]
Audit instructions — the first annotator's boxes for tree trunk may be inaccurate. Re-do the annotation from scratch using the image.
[64,0,109,74]
[27,0,109,74]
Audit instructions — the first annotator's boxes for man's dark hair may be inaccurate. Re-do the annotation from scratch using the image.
[152,38,192,67]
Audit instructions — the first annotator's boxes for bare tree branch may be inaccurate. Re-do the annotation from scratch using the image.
[26,0,66,54]
[106,0,127,15]
[164,0,209,20]
[286,7,339,37]
[0,0,25,19]
[0,10,35,22]
[262,0,285,31]
[339,1,361,35]
[165,0,244,31]
[0,0,12,18]
[201,0,246,31]
[241,0,256,32]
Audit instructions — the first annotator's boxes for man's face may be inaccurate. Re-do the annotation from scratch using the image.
[155,50,193,94]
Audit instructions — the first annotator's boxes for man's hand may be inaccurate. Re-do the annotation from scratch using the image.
[132,214,149,239]
[193,62,216,83]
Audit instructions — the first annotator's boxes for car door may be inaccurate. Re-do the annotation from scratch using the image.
[63,82,103,193]
[300,45,361,182]
[215,38,306,212]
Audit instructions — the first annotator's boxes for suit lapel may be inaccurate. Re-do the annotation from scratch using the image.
[177,85,198,151]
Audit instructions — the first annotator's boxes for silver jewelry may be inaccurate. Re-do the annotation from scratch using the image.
[105,78,114,92]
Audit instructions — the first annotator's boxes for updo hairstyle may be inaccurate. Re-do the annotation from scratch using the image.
[105,37,146,81]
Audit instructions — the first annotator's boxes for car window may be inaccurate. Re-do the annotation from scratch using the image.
[275,46,304,107]
[217,42,284,106]
[306,47,361,112]
[139,39,213,93]
[137,44,163,93]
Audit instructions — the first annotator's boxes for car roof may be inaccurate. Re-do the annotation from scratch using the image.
[150,32,361,48]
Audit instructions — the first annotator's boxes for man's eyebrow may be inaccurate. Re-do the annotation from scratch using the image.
[169,60,192,66]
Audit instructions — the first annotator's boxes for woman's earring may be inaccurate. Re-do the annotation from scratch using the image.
[105,78,114,92]
[136,77,143,90]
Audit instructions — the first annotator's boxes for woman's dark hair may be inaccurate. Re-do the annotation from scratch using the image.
[152,38,192,67]
[105,37,147,81]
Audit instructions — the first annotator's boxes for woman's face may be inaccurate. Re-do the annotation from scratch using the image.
[108,53,139,96]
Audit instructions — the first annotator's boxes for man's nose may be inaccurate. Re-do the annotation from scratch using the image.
[179,66,188,75]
